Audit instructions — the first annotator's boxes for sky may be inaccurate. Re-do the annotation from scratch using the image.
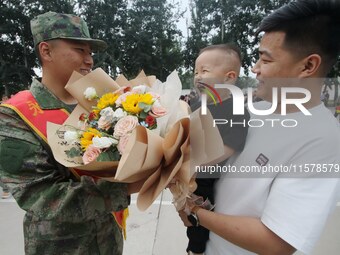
[176,0,190,38]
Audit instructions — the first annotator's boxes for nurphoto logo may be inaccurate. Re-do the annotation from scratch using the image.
[199,83,312,128]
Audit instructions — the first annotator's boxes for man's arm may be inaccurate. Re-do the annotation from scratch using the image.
[182,208,296,255]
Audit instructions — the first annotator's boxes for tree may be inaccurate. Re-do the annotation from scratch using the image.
[76,0,128,77]
[1,0,185,95]
[326,58,340,105]
[120,0,183,81]
[216,0,291,74]
[0,0,74,97]
[183,0,216,71]
[184,0,290,76]
[236,76,258,89]
[1,0,35,96]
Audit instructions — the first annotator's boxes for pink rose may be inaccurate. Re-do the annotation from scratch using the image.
[113,115,139,138]
[150,100,167,117]
[115,92,132,106]
[82,145,101,164]
[98,116,112,130]
[118,134,131,155]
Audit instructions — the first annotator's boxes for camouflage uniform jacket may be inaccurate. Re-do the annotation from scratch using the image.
[0,79,129,255]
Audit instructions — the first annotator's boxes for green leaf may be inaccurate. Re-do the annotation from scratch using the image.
[139,110,148,119]
[138,102,152,112]
[65,147,82,158]
[97,149,121,162]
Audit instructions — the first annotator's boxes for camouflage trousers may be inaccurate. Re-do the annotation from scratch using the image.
[24,213,123,255]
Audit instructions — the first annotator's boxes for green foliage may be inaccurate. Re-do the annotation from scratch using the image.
[97,149,120,162]
[178,69,194,89]
[138,102,152,113]
[185,0,291,76]
[1,1,35,96]
[0,0,75,97]
[65,147,82,158]
[120,0,183,81]
[183,0,215,71]
[1,0,184,96]
[2,0,340,98]
[76,0,128,77]
[236,76,258,89]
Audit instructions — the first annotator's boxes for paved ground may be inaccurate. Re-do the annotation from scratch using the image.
[1,187,340,255]
[0,188,188,255]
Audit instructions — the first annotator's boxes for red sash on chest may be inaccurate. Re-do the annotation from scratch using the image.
[1,90,69,142]
[1,91,128,237]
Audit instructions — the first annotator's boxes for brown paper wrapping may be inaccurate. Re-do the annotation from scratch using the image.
[47,68,224,210]
[115,70,156,88]
[65,68,121,112]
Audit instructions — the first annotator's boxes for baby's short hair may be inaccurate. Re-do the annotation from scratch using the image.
[199,43,242,74]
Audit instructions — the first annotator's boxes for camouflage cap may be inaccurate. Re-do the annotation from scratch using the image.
[30,11,107,51]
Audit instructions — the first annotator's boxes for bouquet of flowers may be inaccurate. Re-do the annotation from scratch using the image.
[46,68,188,208]
[63,84,166,166]
[47,68,224,211]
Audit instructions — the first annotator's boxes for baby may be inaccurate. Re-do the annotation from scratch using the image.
[186,44,250,255]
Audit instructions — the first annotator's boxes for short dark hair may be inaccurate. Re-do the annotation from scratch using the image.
[199,43,242,76]
[199,43,242,63]
[256,0,340,74]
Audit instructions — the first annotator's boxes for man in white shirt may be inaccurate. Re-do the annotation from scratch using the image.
[180,0,340,254]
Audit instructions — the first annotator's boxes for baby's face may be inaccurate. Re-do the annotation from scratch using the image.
[194,49,229,87]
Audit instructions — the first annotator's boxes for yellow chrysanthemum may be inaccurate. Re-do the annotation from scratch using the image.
[96,93,119,110]
[80,128,102,151]
[122,93,154,114]
[139,93,154,105]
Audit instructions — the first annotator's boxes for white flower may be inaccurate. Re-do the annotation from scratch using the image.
[132,85,148,94]
[100,107,115,117]
[113,108,127,119]
[84,87,97,101]
[64,130,79,143]
[92,136,118,149]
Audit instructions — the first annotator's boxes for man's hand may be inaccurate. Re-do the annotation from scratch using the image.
[178,210,193,227]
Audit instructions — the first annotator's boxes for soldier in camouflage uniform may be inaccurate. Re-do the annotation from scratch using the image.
[0,12,130,255]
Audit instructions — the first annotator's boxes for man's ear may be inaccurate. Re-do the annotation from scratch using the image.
[299,54,321,78]
[39,42,53,62]
[224,71,237,83]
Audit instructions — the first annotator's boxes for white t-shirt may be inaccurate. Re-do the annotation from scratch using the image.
[206,102,340,255]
